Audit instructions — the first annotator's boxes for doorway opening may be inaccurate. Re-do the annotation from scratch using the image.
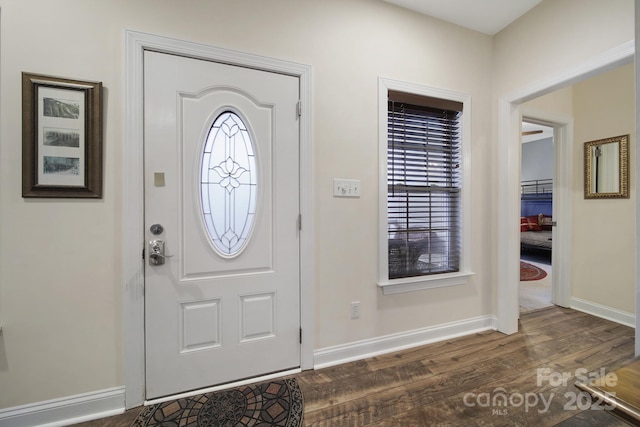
[519,120,554,313]
[496,40,633,335]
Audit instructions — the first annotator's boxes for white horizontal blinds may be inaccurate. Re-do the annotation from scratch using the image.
[387,90,462,279]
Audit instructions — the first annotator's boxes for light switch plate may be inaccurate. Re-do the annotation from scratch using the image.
[333,179,361,197]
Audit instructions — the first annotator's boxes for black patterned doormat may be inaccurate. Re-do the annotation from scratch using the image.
[132,378,304,427]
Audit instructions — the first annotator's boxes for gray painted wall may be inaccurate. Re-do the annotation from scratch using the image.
[521,137,553,181]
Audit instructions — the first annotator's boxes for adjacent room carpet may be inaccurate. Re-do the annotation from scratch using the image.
[520,260,552,313]
[132,378,304,427]
[520,260,547,281]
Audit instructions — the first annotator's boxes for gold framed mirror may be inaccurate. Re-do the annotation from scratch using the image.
[584,134,629,199]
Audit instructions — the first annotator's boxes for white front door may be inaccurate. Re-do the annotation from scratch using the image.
[143,51,301,399]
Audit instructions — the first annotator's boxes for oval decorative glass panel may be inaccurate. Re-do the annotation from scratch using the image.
[200,111,257,257]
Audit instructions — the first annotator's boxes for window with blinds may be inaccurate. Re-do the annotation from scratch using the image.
[387,90,462,280]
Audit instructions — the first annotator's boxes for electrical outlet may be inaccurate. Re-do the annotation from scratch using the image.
[351,301,360,319]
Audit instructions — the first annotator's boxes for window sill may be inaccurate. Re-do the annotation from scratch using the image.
[377,271,474,295]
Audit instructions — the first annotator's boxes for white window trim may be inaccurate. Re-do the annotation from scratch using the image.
[377,77,473,295]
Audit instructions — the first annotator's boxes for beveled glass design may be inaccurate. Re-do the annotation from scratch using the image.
[201,111,257,256]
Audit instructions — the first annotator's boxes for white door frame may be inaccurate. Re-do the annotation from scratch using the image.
[123,30,314,408]
[497,40,634,334]
[520,113,572,310]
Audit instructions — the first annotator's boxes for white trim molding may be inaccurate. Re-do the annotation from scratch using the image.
[636,1,640,357]
[314,315,496,369]
[520,110,574,308]
[124,30,314,409]
[0,387,125,427]
[378,271,474,295]
[571,297,636,328]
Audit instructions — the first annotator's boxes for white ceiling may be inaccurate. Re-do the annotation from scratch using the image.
[383,0,543,35]
[382,0,552,142]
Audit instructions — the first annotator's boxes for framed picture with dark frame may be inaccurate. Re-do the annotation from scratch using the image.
[22,72,103,198]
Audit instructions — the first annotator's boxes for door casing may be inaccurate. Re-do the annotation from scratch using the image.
[520,113,572,310]
[123,30,314,408]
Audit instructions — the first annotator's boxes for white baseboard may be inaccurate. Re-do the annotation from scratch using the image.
[0,387,125,427]
[313,315,497,369]
[571,297,636,328]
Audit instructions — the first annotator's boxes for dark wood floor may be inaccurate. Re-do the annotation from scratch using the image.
[74,306,636,426]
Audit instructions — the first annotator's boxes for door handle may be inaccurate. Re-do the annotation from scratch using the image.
[149,239,172,266]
